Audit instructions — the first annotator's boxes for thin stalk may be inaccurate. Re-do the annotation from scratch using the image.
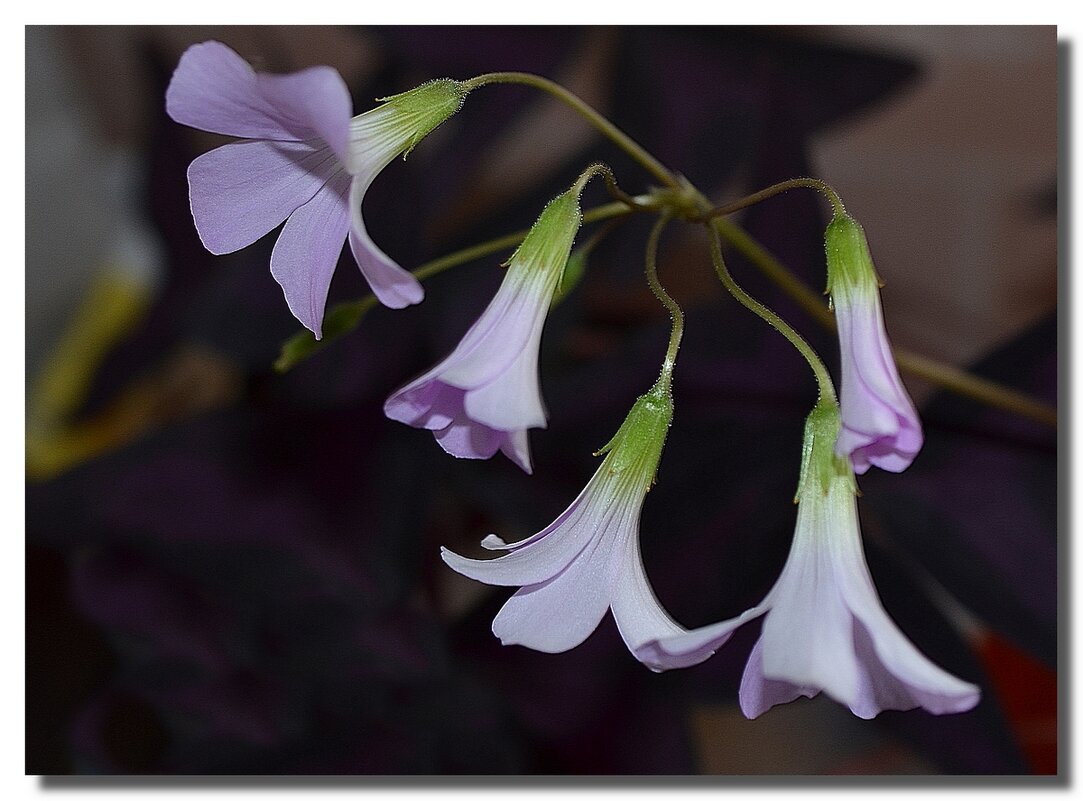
[701,177,846,220]
[708,221,837,405]
[574,162,655,211]
[463,71,680,191]
[712,217,835,328]
[644,213,682,384]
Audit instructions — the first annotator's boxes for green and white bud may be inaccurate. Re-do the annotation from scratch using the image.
[350,79,470,168]
[824,212,881,304]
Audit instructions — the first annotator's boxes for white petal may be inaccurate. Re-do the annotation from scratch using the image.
[739,638,819,719]
[490,519,618,653]
[610,527,713,671]
[440,469,621,588]
[347,175,423,308]
[463,323,548,431]
[439,267,555,391]
[828,498,981,716]
[498,429,534,474]
[269,173,350,337]
[647,604,768,667]
[757,489,862,707]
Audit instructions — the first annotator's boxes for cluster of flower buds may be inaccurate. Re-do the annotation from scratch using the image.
[168,42,979,720]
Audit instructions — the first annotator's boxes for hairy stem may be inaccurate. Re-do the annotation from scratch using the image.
[701,177,846,220]
[707,221,837,406]
[644,213,683,383]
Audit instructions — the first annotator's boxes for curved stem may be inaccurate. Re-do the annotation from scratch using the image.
[463,71,680,190]
[574,162,655,212]
[644,213,682,384]
[712,217,835,328]
[707,221,837,405]
[700,177,846,220]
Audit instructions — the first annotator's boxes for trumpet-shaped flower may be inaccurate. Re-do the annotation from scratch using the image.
[825,213,922,474]
[384,190,582,473]
[441,379,708,669]
[641,403,980,719]
[166,41,466,337]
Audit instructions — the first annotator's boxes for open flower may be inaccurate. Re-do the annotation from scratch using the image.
[441,379,707,668]
[384,189,582,473]
[166,40,466,337]
[642,402,980,719]
[825,212,922,474]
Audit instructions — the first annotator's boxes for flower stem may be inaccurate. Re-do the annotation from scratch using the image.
[644,213,683,386]
[712,217,835,328]
[572,162,654,212]
[700,177,846,220]
[463,71,680,191]
[707,220,837,406]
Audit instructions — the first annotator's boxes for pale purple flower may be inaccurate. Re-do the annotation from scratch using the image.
[641,404,980,719]
[166,41,465,337]
[441,381,707,668]
[384,192,581,473]
[826,213,922,474]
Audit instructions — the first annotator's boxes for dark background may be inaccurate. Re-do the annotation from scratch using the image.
[25,26,1057,775]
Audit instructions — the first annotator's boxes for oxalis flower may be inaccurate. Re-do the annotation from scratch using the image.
[441,378,706,668]
[825,212,922,473]
[166,40,467,337]
[640,402,980,719]
[384,187,583,473]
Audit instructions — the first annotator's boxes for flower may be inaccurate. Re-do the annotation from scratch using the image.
[641,402,980,719]
[825,212,922,474]
[441,378,707,668]
[383,189,582,473]
[166,41,466,337]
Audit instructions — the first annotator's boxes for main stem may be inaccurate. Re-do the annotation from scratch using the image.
[463,72,680,191]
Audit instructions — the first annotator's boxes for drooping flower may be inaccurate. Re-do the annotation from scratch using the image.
[441,378,710,668]
[166,40,466,337]
[641,402,981,719]
[384,188,582,473]
[825,212,922,474]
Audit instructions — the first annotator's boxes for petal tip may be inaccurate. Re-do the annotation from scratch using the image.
[373,279,425,309]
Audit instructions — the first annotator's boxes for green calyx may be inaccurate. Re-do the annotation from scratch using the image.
[824,212,880,301]
[796,400,856,501]
[375,78,469,158]
[594,376,674,489]
[507,190,583,276]
[551,244,589,307]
